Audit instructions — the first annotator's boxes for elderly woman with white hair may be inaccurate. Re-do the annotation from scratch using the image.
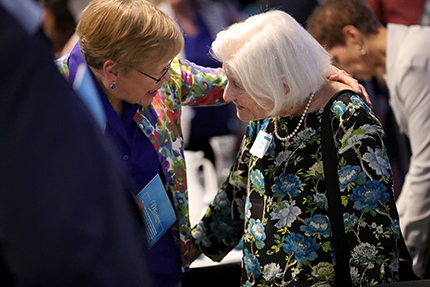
[191,10,404,286]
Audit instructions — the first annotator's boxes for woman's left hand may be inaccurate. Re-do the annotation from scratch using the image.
[328,65,372,107]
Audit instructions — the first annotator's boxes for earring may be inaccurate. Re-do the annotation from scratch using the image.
[110,81,116,89]
[357,44,367,56]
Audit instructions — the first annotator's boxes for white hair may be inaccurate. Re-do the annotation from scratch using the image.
[211,10,332,116]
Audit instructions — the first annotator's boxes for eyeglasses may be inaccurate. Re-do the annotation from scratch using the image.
[136,60,172,84]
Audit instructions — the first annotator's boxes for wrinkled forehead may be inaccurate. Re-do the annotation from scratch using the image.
[222,63,239,80]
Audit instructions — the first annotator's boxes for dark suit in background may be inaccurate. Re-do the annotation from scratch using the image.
[0,5,151,286]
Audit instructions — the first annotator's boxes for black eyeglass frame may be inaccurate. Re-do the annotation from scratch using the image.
[136,60,172,84]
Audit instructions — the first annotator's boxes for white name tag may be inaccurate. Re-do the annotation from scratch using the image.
[250,130,273,159]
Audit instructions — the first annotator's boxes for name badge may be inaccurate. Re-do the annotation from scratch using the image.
[250,130,273,159]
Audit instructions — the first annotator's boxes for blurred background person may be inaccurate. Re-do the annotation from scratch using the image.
[38,0,75,57]
[307,0,430,278]
[263,0,320,26]
[0,0,152,285]
[38,0,91,57]
[362,0,430,202]
[237,0,323,25]
[365,0,427,26]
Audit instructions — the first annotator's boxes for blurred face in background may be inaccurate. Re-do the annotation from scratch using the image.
[39,0,75,54]
[328,44,377,80]
[326,27,383,81]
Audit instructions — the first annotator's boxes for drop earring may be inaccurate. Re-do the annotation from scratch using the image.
[110,81,116,89]
[357,44,367,55]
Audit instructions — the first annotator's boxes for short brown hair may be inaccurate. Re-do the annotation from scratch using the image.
[77,0,184,74]
[306,0,381,50]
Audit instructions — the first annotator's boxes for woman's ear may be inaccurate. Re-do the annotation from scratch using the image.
[280,76,290,95]
[103,60,118,83]
[342,25,362,45]
[283,83,290,95]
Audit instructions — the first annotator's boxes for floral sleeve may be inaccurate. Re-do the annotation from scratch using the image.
[169,58,228,107]
[331,92,400,285]
[191,131,253,262]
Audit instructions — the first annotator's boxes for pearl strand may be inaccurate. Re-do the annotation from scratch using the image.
[273,93,315,141]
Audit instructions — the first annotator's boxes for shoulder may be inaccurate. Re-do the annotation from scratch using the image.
[329,90,371,118]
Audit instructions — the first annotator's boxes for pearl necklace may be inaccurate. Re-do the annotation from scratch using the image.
[273,93,315,141]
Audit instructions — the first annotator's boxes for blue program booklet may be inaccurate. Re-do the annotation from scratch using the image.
[137,174,177,248]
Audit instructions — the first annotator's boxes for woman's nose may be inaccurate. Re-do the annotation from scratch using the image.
[223,82,235,103]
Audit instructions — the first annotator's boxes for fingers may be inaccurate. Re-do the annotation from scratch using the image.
[327,66,373,108]
[359,84,372,108]
[327,65,345,81]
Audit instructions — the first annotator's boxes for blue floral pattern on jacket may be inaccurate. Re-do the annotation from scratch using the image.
[192,91,401,286]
